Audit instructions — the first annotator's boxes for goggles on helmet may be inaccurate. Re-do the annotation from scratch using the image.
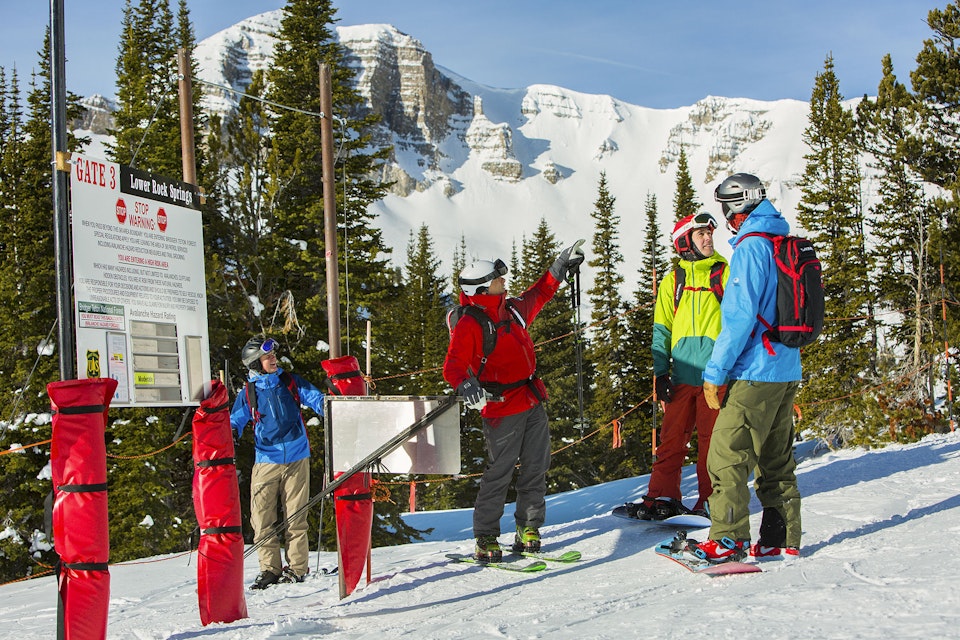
[671,213,717,245]
[258,338,277,359]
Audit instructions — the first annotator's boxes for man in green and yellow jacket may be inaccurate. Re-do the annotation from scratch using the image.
[621,213,728,520]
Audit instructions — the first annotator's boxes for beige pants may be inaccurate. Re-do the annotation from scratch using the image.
[250,457,310,575]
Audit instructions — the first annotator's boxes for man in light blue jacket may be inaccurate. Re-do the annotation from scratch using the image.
[690,173,802,563]
[231,336,325,589]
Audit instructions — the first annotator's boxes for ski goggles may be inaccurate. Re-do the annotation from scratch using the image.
[258,338,277,358]
[459,259,508,287]
[671,213,718,244]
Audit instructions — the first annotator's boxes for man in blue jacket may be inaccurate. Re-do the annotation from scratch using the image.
[231,336,325,589]
[690,173,802,563]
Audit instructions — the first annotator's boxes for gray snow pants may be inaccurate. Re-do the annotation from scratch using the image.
[473,403,551,537]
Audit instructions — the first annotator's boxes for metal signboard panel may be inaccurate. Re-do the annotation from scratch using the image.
[325,396,461,477]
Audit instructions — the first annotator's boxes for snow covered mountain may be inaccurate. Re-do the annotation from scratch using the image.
[188,11,838,287]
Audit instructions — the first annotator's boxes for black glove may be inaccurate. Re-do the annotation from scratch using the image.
[655,375,674,403]
[457,376,487,410]
[549,239,586,281]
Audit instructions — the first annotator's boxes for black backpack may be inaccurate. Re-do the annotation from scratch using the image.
[672,262,726,313]
[740,232,824,349]
[446,302,524,378]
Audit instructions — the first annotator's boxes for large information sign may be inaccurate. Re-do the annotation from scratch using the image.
[70,154,211,406]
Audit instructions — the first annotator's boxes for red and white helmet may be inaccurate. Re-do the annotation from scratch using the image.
[672,213,718,261]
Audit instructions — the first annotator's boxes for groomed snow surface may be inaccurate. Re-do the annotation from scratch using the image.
[4,432,960,639]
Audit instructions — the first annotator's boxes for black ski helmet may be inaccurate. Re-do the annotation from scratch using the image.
[241,336,277,372]
[714,173,766,223]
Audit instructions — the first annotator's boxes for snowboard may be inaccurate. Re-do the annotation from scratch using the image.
[654,536,761,576]
[445,553,547,573]
[611,504,711,529]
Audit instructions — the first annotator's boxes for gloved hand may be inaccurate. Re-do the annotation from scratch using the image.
[703,381,721,411]
[232,430,241,450]
[549,239,586,281]
[655,375,674,403]
[458,376,487,411]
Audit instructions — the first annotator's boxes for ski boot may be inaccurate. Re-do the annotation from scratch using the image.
[475,535,503,563]
[511,526,541,553]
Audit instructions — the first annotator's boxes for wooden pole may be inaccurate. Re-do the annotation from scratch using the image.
[320,63,342,358]
[177,48,197,186]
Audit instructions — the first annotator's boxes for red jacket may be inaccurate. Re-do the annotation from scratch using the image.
[443,270,562,420]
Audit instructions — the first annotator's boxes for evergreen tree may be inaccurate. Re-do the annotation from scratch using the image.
[856,54,943,438]
[0,37,87,581]
[517,220,591,492]
[795,55,876,444]
[583,172,634,483]
[109,0,181,174]
[908,2,960,428]
[621,193,669,476]
[672,146,700,221]
[263,0,393,376]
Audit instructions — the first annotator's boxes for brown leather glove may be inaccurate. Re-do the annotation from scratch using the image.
[703,381,722,411]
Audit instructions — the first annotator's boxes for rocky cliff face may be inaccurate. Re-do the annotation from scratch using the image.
[339,25,475,195]
[73,95,115,135]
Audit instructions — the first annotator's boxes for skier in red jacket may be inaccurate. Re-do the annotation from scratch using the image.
[444,240,584,562]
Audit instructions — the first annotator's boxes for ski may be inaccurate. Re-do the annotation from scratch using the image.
[445,553,547,572]
[502,547,582,563]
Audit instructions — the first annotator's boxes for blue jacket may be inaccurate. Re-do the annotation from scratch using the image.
[230,368,325,464]
[702,199,802,385]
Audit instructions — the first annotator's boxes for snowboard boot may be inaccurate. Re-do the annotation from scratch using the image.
[750,543,800,560]
[688,537,749,563]
[690,501,710,518]
[250,570,280,590]
[475,535,503,563]
[652,498,689,520]
[278,566,307,583]
[511,526,541,553]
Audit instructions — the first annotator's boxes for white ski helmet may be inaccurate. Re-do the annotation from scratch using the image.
[714,173,766,222]
[459,259,508,295]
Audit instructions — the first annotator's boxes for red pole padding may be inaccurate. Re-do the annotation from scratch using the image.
[49,377,118,640]
[192,380,247,625]
[322,355,374,598]
[333,471,374,597]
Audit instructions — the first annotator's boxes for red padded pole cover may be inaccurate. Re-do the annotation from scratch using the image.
[192,380,247,625]
[334,471,374,597]
[49,377,117,640]
[323,355,373,598]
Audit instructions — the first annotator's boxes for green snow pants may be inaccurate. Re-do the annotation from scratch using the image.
[706,379,801,547]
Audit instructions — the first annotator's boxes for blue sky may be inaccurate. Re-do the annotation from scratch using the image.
[0,0,940,109]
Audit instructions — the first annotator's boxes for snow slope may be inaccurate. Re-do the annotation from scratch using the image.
[3,432,960,639]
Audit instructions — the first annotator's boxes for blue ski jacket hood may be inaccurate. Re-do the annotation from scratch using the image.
[703,199,802,385]
[230,367,325,464]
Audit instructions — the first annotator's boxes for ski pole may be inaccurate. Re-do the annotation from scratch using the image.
[569,267,586,437]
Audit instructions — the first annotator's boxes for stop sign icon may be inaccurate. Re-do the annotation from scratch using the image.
[115,198,127,223]
[157,207,168,232]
